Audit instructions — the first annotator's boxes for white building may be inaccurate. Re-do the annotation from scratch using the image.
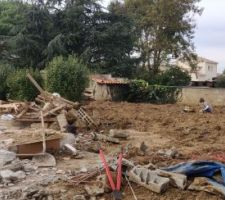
[176,57,218,82]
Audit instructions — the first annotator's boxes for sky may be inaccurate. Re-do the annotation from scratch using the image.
[101,0,225,73]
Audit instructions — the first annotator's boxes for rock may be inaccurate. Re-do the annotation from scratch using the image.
[109,129,129,139]
[157,147,178,158]
[156,169,187,189]
[0,159,24,171]
[84,183,104,196]
[32,154,56,167]
[188,177,225,197]
[73,195,86,200]
[80,167,88,173]
[0,150,16,167]
[0,170,26,183]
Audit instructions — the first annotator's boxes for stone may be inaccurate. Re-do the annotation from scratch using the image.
[84,183,104,196]
[0,170,26,183]
[156,169,187,189]
[73,195,86,200]
[32,153,56,167]
[188,177,225,197]
[109,129,129,139]
[80,167,88,173]
[157,147,178,158]
[0,150,16,167]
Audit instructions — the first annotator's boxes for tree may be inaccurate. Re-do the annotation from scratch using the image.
[46,55,89,101]
[47,0,136,77]
[125,0,202,75]
[0,1,28,61]
[159,66,191,86]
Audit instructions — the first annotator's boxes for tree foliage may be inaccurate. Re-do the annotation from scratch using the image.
[6,68,43,101]
[125,0,202,74]
[46,55,89,101]
[159,66,191,86]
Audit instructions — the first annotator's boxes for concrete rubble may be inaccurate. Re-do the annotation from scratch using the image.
[0,74,224,199]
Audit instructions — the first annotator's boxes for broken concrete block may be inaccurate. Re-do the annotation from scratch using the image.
[156,169,187,189]
[0,150,16,167]
[0,170,26,183]
[109,129,129,139]
[188,177,225,197]
[127,167,170,194]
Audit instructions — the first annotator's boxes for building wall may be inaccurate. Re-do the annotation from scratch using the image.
[180,87,225,106]
[177,60,217,82]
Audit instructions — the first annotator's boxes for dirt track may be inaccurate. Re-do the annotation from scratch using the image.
[82,101,225,200]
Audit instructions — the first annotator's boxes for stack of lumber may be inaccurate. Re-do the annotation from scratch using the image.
[0,74,97,129]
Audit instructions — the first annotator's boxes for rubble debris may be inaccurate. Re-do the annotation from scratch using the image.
[0,169,26,183]
[84,183,104,196]
[127,167,170,194]
[157,147,178,158]
[73,195,86,200]
[94,133,120,144]
[32,154,56,167]
[156,169,187,189]
[188,177,225,197]
[57,113,68,132]
[0,150,16,167]
[64,144,78,155]
[0,114,14,121]
[109,129,129,139]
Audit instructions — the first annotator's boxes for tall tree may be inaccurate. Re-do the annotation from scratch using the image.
[125,0,202,75]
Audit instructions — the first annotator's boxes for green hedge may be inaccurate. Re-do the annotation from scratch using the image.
[7,68,43,101]
[0,64,14,100]
[127,79,181,104]
[45,55,89,101]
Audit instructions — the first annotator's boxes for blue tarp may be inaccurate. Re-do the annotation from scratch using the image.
[163,161,225,180]
[162,160,225,195]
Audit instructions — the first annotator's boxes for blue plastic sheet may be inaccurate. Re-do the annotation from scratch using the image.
[163,161,225,180]
[162,160,225,196]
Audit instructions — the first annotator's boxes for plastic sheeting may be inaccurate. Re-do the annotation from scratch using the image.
[163,161,225,196]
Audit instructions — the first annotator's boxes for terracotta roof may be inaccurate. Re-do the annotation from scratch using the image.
[91,77,128,85]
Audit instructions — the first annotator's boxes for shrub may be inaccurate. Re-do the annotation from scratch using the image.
[159,66,191,86]
[127,79,181,104]
[215,76,225,88]
[0,64,14,100]
[7,68,43,101]
[46,55,89,101]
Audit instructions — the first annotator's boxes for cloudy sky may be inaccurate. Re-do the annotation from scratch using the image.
[101,0,225,72]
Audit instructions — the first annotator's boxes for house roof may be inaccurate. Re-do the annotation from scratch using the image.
[198,57,218,65]
[91,75,129,85]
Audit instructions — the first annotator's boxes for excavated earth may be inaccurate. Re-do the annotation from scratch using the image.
[2,100,225,200]
[82,101,225,200]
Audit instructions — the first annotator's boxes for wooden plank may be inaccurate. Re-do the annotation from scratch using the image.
[27,73,44,93]
[42,105,65,118]
[57,113,68,132]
